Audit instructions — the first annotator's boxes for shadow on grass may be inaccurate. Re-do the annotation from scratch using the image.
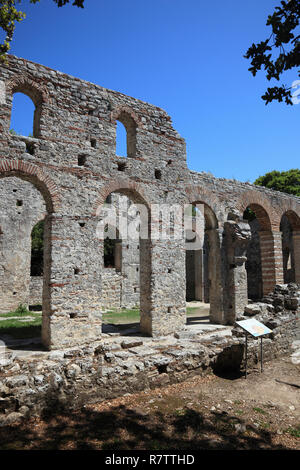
[102,322,153,338]
[0,326,42,339]
[0,390,291,450]
[0,325,45,352]
[0,325,41,340]
[186,316,210,325]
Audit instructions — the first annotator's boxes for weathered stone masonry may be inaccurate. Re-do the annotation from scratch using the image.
[0,178,46,311]
[0,284,299,422]
[0,55,299,350]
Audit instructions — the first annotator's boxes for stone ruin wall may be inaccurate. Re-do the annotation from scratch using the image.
[0,177,295,313]
[0,54,189,349]
[0,55,299,422]
[0,178,46,312]
[29,276,43,307]
[0,184,140,312]
[0,284,299,424]
[0,55,298,350]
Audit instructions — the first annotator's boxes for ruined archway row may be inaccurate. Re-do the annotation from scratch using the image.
[0,165,298,347]
[0,55,299,351]
[0,166,299,350]
[185,183,300,320]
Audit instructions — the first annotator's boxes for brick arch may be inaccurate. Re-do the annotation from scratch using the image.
[281,210,300,230]
[111,105,141,158]
[93,177,151,216]
[0,159,60,213]
[245,203,272,231]
[6,74,50,106]
[279,197,300,230]
[237,190,280,230]
[185,185,224,324]
[110,105,141,128]
[185,186,225,226]
[6,74,51,138]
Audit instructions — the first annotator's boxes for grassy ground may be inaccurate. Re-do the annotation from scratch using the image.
[0,305,42,339]
[103,308,140,325]
[0,306,201,340]
[103,307,200,325]
[0,306,298,450]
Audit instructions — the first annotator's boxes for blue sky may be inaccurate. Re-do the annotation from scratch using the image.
[8,0,300,182]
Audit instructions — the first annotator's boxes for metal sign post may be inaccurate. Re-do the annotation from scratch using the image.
[236,319,272,379]
[260,337,263,373]
[245,332,248,379]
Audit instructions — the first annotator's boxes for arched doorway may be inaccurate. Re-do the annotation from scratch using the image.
[185,202,223,324]
[98,188,150,334]
[243,203,277,298]
[0,174,51,347]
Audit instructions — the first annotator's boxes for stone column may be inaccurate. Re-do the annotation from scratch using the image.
[0,177,46,313]
[139,238,152,335]
[203,235,210,303]
[224,220,251,324]
[114,241,122,272]
[0,225,31,313]
[207,228,225,324]
[42,215,103,350]
[292,231,300,283]
[259,230,284,295]
[140,238,186,337]
[0,207,36,313]
[194,248,203,301]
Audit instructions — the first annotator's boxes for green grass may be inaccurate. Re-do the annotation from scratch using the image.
[0,305,206,339]
[0,311,41,319]
[186,307,202,316]
[0,304,42,339]
[260,422,271,430]
[253,407,267,415]
[102,308,140,325]
[174,408,187,417]
[102,306,202,325]
[284,426,300,438]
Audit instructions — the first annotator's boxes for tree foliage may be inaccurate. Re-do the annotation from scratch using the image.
[0,0,85,57]
[243,207,257,222]
[254,169,300,196]
[31,219,44,276]
[245,0,300,105]
[104,237,115,267]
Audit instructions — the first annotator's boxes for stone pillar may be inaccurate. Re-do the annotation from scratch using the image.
[203,235,210,303]
[0,224,31,313]
[139,238,152,334]
[224,220,251,324]
[114,241,122,272]
[0,177,46,313]
[292,231,300,283]
[207,228,225,324]
[42,215,103,350]
[259,230,284,295]
[194,248,203,301]
[140,238,186,337]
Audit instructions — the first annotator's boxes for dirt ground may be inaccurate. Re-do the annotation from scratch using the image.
[0,355,299,450]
